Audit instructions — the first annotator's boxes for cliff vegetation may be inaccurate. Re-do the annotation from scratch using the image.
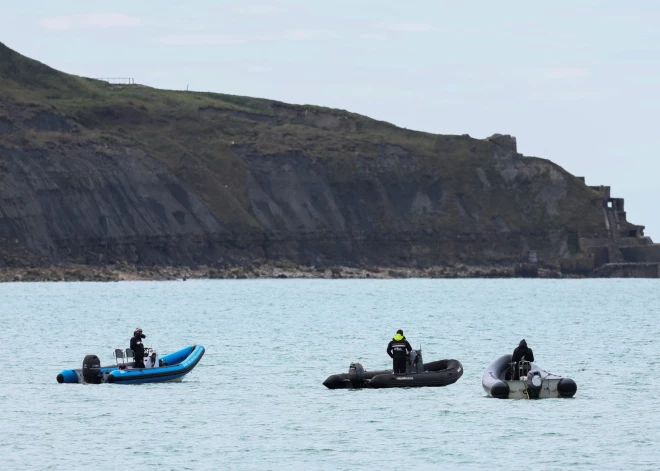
[2,41,657,279]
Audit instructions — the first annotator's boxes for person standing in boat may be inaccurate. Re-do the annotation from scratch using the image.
[511,339,534,379]
[130,328,146,368]
[387,329,412,374]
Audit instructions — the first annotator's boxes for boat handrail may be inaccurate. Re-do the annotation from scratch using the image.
[508,359,532,380]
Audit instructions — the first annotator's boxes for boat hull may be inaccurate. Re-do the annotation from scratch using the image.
[324,359,463,389]
[482,354,577,399]
[57,345,204,385]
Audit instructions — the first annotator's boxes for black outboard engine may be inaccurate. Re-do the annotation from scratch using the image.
[348,362,365,388]
[525,370,543,399]
[82,354,103,384]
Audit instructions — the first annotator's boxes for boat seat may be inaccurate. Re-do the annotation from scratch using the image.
[125,348,134,365]
[114,348,126,366]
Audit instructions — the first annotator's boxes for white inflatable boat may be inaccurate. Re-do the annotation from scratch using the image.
[482,355,577,399]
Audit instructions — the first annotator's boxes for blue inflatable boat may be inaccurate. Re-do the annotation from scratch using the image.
[56,345,205,385]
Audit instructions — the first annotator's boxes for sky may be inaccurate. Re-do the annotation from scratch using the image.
[2,0,659,240]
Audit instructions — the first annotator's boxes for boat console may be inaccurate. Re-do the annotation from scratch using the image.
[113,347,159,369]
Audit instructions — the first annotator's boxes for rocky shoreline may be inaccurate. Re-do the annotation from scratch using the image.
[0,263,567,282]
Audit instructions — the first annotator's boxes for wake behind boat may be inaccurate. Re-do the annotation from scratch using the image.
[482,354,577,399]
[323,349,463,389]
[56,345,205,385]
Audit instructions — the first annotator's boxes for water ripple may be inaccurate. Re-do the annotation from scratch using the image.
[0,279,658,470]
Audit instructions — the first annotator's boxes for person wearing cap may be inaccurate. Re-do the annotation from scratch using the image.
[387,329,412,374]
[130,328,146,368]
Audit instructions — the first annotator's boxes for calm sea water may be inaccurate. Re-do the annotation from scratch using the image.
[0,279,659,470]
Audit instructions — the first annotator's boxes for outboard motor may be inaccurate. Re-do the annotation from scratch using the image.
[406,349,424,374]
[348,362,365,388]
[82,354,103,384]
[525,370,543,399]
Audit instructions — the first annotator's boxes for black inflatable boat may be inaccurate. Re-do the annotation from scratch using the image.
[323,349,463,389]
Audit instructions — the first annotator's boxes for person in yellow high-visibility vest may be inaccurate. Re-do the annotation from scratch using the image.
[387,330,412,374]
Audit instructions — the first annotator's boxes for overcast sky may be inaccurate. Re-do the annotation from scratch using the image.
[2,0,659,240]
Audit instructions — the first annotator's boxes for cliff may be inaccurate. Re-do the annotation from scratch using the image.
[1,42,657,277]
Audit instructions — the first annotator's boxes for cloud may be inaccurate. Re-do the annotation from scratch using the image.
[283,29,342,41]
[542,67,590,79]
[233,5,280,15]
[160,34,244,45]
[249,65,272,73]
[40,13,139,31]
[547,6,660,25]
[160,29,341,45]
[387,23,434,32]
[360,33,389,41]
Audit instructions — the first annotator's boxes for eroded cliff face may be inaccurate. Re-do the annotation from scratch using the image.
[234,135,594,268]
[0,42,653,274]
[0,141,230,266]
[0,108,604,269]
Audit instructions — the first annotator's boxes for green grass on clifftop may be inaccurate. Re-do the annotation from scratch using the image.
[0,41,607,234]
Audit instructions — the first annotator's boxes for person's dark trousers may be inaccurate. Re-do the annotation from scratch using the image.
[393,357,406,374]
[133,345,145,368]
[134,357,145,368]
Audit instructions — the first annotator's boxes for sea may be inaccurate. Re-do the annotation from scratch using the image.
[0,279,658,470]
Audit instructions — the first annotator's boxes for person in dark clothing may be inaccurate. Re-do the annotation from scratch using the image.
[511,339,534,379]
[512,339,535,363]
[130,328,146,368]
[387,329,412,374]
